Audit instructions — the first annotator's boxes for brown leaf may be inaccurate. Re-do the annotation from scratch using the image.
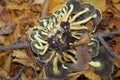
[112,0,120,3]
[111,17,120,30]
[115,70,120,78]
[0,36,5,44]
[73,34,90,46]
[0,22,16,35]
[0,67,9,79]
[1,9,12,23]
[115,59,120,68]
[11,50,40,70]
[67,46,91,72]
[12,50,32,67]
[12,50,29,59]
[20,73,28,80]
[32,0,45,5]
[84,71,101,80]
[75,46,91,70]
[6,3,30,11]
[49,0,66,14]
[83,0,106,12]
[3,54,12,72]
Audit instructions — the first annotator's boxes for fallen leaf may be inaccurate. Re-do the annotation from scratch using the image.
[83,0,106,12]
[49,0,66,14]
[66,46,91,72]
[0,23,16,35]
[115,59,120,68]
[20,73,28,80]
[112,0,120,3]
[0,67,9,79]
[11,50,40,70]
[111,17,120,30]
[32,0,45,5]
[75,46,91,70]
[12,50,28,59]
[115,70,120,78]
[1,9,12,23]
[73,33,90,46]
[3,54,12,72]
[84,71,101,80]
[0,36,5,44]
[6,3,30,10]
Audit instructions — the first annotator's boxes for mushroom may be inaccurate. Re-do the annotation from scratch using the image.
[44,59,71,79]
[81,3,95,18]
[66,0,83,19]
[90,46,114,79]
[66,45,91,72]
[91,9,102,26]
[88,38,99,58]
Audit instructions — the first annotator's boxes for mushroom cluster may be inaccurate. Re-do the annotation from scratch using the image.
[28,0,105,79]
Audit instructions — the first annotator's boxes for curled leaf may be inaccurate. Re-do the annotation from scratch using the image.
[66,46,91,72]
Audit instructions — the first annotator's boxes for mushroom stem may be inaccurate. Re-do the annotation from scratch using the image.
[89,61,101,68]
[53,56,60,75]
[70,14,97,26]
[70,8,89,22]
[39,44,49,55]
[70,25,88,30]
[64,4,74,21]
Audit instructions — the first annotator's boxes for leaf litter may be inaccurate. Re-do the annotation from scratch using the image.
[0,0,120,80]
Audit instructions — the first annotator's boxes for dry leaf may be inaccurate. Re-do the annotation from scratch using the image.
[73,33,90,46]
[12,50,33,66]
[6,3,30,10]
[12,50,28,59]
[83,0,106,11]
[1,9,12,23]
[66,46,91,72]
[3,54,12,72]
[84,71,101,80]
[0,23,16,35]
[32,0,45,5]
[0,67,9,79]
[20,73,28,80]
[49,0,66,13]
[111,17,120,30]
[75,46,91,70]
[112,0,120,3]
[115,70,120,78]
[115,59,120,68]
[0,36,5,44]
[11,50,40,70]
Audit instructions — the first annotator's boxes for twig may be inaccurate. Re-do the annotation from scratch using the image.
[9,66,25,80]
[28,46,39,80]
[41,0,50,17]
[94,30,120,61]
[0,42,30,53]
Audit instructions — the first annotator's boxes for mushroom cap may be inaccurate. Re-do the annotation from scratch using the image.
[92,46,114,79]
[81,3,95,18]
[91,9,102,26]
[44,59,70,79]
[88,39,99,58]
[67,0,82,12]
[39,17,50,27]
[66,0,83,20]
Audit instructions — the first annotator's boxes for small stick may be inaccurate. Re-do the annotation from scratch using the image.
[41,0,50,17]
[28,46,39,80]
[0,42,30,53]
[8,66,25,80]
[94,30,120,61]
